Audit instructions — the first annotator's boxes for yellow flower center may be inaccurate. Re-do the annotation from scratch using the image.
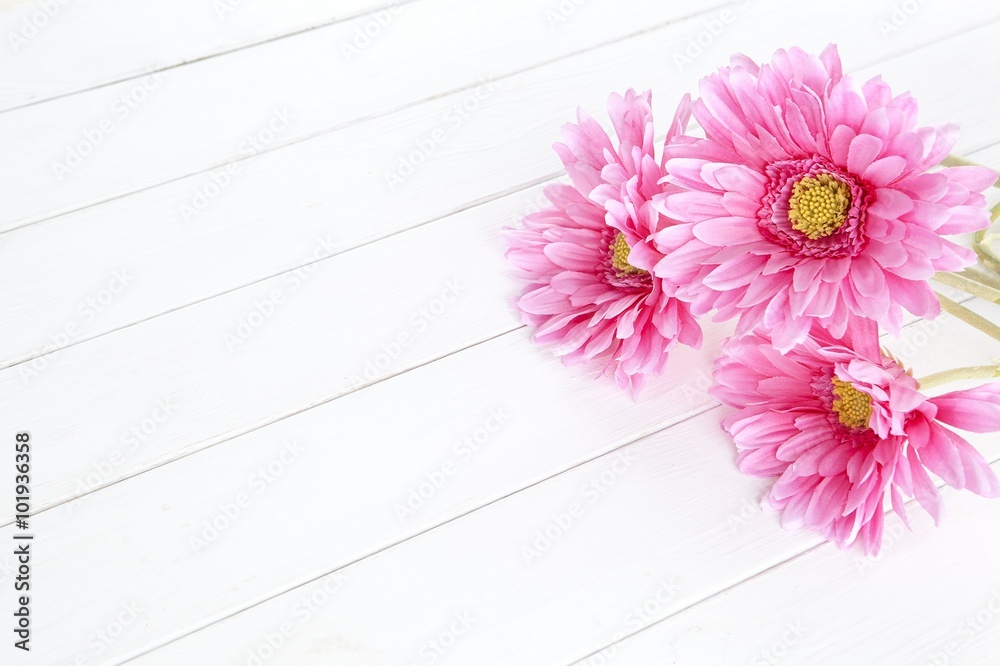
[788,174,851,239]
[831,377,872,429]
[610,232,646,275]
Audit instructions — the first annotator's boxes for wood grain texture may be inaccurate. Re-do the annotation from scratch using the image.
[12,298,997,664]
[0,0,737,230]
[1,15,998,516]
[129,456,1000,666]
[1,6,998,369]
[579,477,1000,665]
[0,172,985,522]
[7,1,1000,664]
[0,0,407,111]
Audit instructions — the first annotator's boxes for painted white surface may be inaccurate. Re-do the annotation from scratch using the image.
[1,0,742,230]
[2,1,999,664]
[0,0,415,111]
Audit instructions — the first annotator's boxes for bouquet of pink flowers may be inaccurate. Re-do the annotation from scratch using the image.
[503,45,1000,555]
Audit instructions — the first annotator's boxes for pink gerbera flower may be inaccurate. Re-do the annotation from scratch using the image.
[712,319,1000,554]
[654,45,997,351]
[502,90,702,392]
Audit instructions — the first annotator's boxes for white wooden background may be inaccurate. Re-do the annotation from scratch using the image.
[2,1,1000,664]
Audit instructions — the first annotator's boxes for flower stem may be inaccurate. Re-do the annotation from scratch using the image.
[934,271,1000,303]
[960,266,1000,291]
[936,292,1000,343]
[974,216,1000,273]
[918,363,1000,390]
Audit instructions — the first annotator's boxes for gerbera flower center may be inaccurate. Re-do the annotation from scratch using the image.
[609,232,646,275]
[788,174,852,240]
[831,377,872,429]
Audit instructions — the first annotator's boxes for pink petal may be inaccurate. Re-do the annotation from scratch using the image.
[864,156,907,187]
[908,449,943,525]
[869,188,914,219]
[918,421,1000,497]
[867,239,908,269]
[543,242,598,272]
[692,216,762,246]
[847,134,884,175]
[928,384,1000,433]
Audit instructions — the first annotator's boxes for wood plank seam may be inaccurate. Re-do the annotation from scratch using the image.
[86,307,981,661]
[5,134,998,374]
[3,0,933,235]
[0,0,426,115]
[568,456,1000,666]
[4,264,977,526]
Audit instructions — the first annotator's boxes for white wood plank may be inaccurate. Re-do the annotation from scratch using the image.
[5,332,724,665]
[133,455,1000,666]
[0,0,736,229]
[11,298,995,664]
[0,184,534,516]
[0,0,406,111]
[0,9,988,566]
[0,148,983,522]
[4,6,999,664]
[130,427,1000,664]
[3,17,999,372]
[575,473,1000,665]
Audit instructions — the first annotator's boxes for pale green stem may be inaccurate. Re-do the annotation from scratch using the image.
[974,226,1000,273]
[936,292,1000,343]
[933,271,1000,303]
[918,363,1000,390]
[957,267,1000,291]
